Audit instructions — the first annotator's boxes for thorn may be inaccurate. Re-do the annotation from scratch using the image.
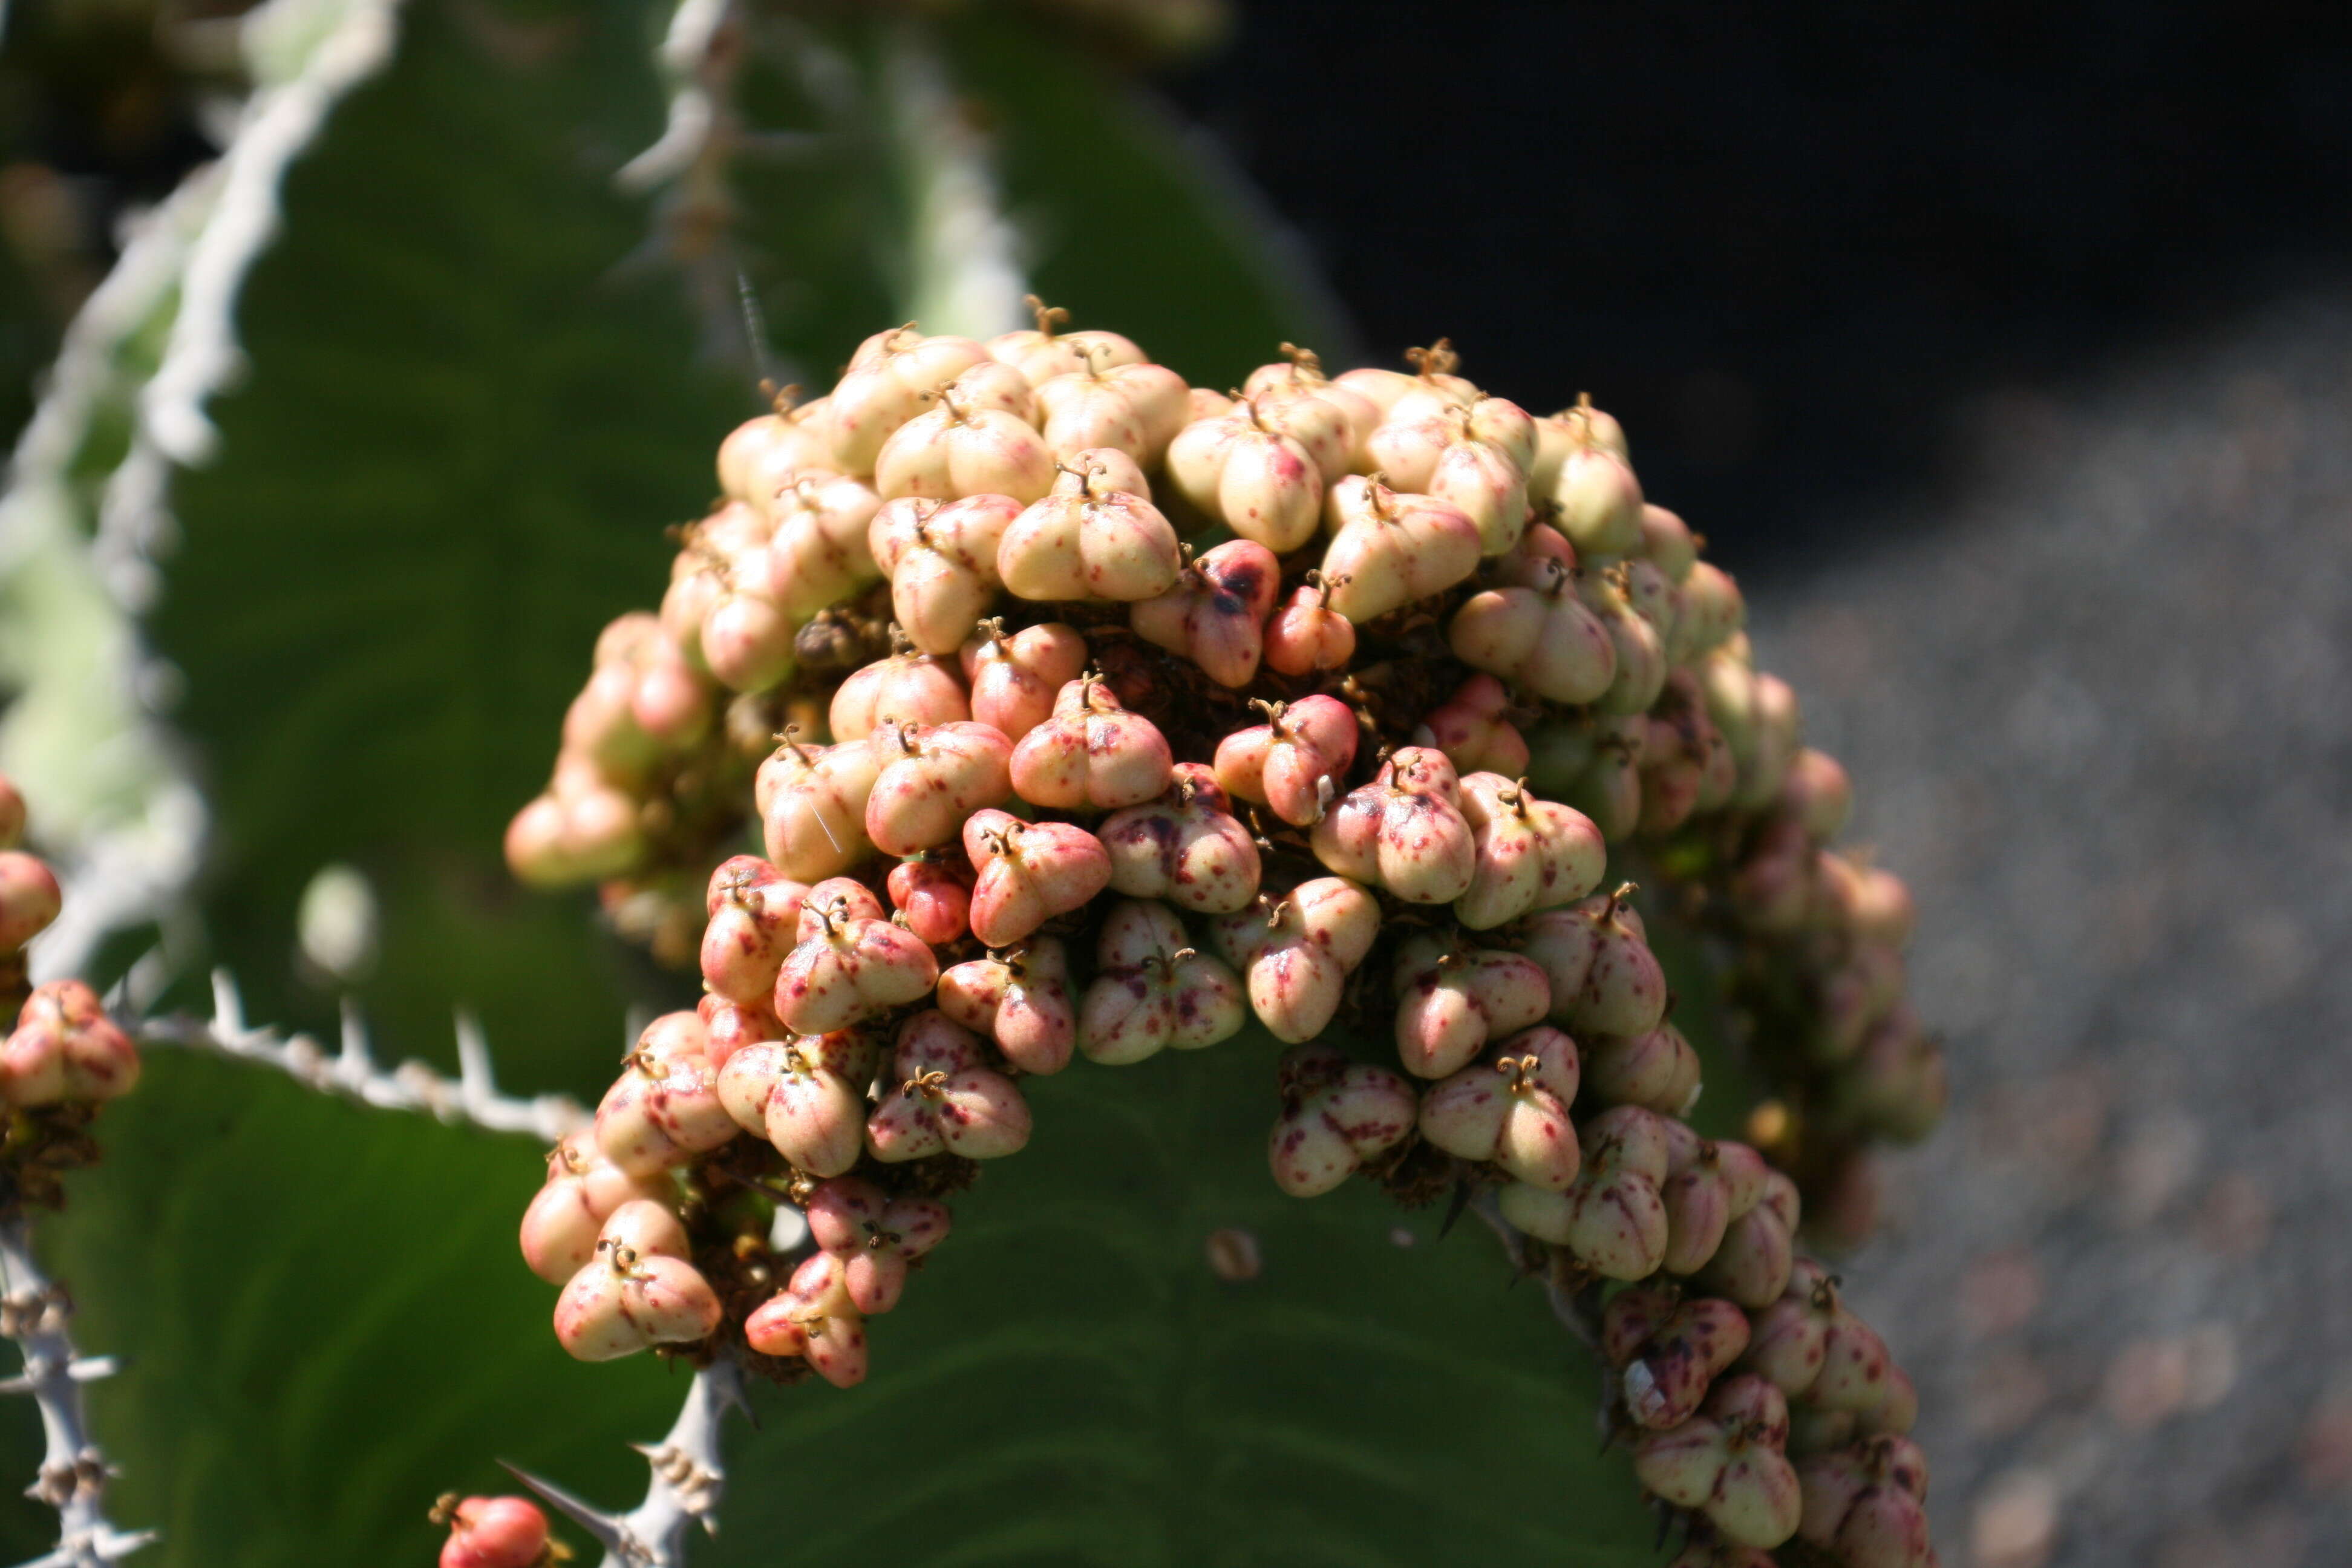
[335,999,377,1088]
[454,1010,498,1110]
[498,1463,632,1556]
[1437,1179,1473,1241]
[207,969,246,1039]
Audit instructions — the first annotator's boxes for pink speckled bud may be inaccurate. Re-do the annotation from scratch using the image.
[1416,1025,1581,1189]
[773,887,940,1033]
[1319,477,1481,622]
[998,459,1182,601]
[1369,407,1530,555]
[963,809,1113,948]
[1099,763,1262,915]
[1659,1125,1740,1276]
[1582,566,1670,717]
[887,854,975,946]
[1500,1103,1671,1280]
[862,720,1014,857]
[1797,1437,1933,1568]
[1583,1022,1703,1118]
[805,1175,953,1315]
[1632,1374,1803,1549]
[1453,771,1607,929]
[1267,1042,1419,1198]
[1391,934,1550,1079]
[1078,900,1246,1065]
[1520,885,1670,1037]
[437,1494,549,1568]
[829,642,970,741]
[1209,878,1379,1044]
[1213,694,1359,829]
[717,395,832,506]
[762,471,883,618]
[1310,746,1477,903]
[865,1010,1033,1162]
[1241,348,1383,459]
[828,327,993,474]
[0,851,61,956]
[751,1031,878,1177]
[6,980,137,1103]
[1009,676,1174,810]
[745,1250,871,1388]
[593,1021,739,1177]
[1413,673,1529,778]
[1606,1290,1753,1429]
[1549,430,1644,559]
[553,1238,722,1362]
[936,938,1076,1075]
[959,618,1088,742]
[759,734,884,883]
[988,305,1146,387]
[1035,358,1189,465]
[1262,570,1357,676]
[1448,561,1619,706]
[518,1131,673,1285]
[1165,400,1324,552]
[699,856,808,1005]
[1699,1168,1800,1308]
[1129,538,1280,688]
[874,391,1055,504]
[867,493,1023,655]
[1639,501,1698,580]
[1779,747,1854,844]
[1335,341,1478,419]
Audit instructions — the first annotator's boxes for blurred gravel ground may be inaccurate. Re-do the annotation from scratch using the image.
[1743,298,2352,1567]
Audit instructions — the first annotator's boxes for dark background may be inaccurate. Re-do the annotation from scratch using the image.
[1166,0,2352,567]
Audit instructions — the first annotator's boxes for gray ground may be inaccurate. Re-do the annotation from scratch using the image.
[1745,296,2352,1567]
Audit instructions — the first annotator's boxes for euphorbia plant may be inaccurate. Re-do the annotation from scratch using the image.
[498,315,1948,1566]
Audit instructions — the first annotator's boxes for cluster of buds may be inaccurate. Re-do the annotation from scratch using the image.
[506,316,1940,1555]
[0,771,142,1212]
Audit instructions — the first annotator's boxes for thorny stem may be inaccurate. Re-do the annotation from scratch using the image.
[0,1221,156,1568]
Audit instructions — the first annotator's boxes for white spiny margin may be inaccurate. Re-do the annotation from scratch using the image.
[615,0,736,196]
[506,1354,748,1568]
[109,958,587,1143]
[883,21,1028,342]
[0,1221,157,1568]
[100,0,407,610]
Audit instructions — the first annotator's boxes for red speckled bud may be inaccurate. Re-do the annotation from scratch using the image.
[437,1495,550,1568]
[987,308,1146,387]
[0,851,62,955]
[1632,1374,1803,1549]
[698,856,808,1005]
[745,1250,870,1388]
[959,618,1089,742]
[1500,1104,1672,1279]
[1034,359,1189,466]
[1077,900,1246,1065]
[554,1237,721,1362]
[1699,1168,1800,1308]
[1391,934,1551,1079]
[5,980,138,1104]
[863,720,1014,857]
[1262,570,1356,676]
[1099,763,1263,915]
[1166,399,1324,552]
[1520,885,1669,1038]
[864,1010,1032,1162]
[1319,477,1481,622]
[1797,1436,1933,1568]
[1583,1022,1703,1118]
[1209,878,1379,1044]
[1310,746,1477,903]
[867,493,1024,655]
[1453,771,1606,929]
[1416,1025,1581,1189]
[518,1131,674,1285]
[1605,1289,1753,1429]
[1413,673,1530,779]
[887,854,975,946]
[1010,676,1175,811]
[1266,1042,1419,1198]
[936,939,1076,1075]
[1214,694,1359,829]
[1130,539,1280,688]
[805,1175,952,1315]
[593,1018,739,1177]
[875,392,1055,505]
[773,889,940,1034]
[963,809,1112,948]
[829,644,970,741]
[758,735,884,883]
[998,459,1182,601]
[829,327,993,474]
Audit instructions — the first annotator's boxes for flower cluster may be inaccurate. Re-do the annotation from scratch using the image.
[507,316,1941,1561]
[0,770,143,1213]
